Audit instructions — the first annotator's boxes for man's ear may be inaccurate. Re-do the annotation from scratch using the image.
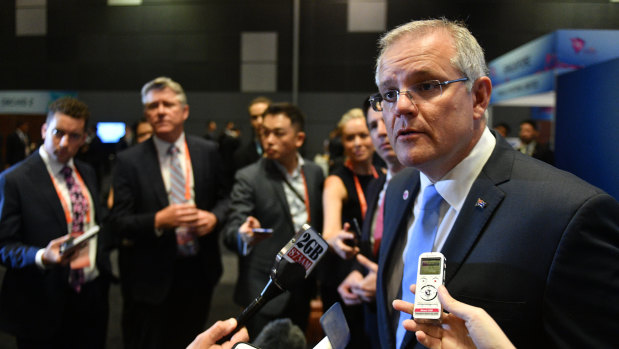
[41,123,48,140]
[472,76,492,120]
[295,131,306,148]
[182,104,190,121]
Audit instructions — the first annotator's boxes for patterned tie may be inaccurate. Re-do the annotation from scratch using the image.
[168,145,198,256]
[396,184,443,349]
[61,165,88,292]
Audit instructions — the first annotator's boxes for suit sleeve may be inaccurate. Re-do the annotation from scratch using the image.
[200,145,230,226]
[543,193,619,347]
[222,168,256,253]
[0,172,39,268]
[110,154,157,240]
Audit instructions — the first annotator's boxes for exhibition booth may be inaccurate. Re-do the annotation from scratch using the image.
[488,29,619,199]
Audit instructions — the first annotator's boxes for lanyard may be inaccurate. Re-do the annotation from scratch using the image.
[345,159,379,219]
[281,167,311,223]
[181,140,193,201]
[49,166,91,230]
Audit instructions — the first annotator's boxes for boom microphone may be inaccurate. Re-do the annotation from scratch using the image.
[225,224,328,340]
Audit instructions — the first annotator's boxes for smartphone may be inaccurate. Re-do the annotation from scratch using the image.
[413,251,446,323]
[343,218,362,247]
[59,225,100,255]
[251,228,273,234]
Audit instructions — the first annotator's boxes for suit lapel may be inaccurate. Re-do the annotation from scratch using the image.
[377,168,419,348]
[441,137,513,284]
[144,139,169,208]
[186,136,203,204]
[265,160,294,225]
[27,154,69,233]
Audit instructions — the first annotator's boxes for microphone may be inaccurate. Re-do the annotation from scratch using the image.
[225,224,328,340]
[252,318,306,349]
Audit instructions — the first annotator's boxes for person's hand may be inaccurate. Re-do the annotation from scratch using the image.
[192,209,218,236]
[337,270,363,305]
[392,285,515,349]
[328,223,359,260]
[238,216,269,247]
[155,203,199,230]
[186,318,249,349]
[41,235,74,266]
[350,254,377,303]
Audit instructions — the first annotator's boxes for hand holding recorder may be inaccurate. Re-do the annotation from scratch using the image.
[393,251,514,349]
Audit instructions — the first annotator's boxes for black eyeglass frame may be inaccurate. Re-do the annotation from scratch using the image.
[369,77,469,112]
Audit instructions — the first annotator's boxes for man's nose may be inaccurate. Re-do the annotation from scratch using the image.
[377,119,388,136]
[394,91,418,116]
[157,102,166,114]
[59,135,70,147]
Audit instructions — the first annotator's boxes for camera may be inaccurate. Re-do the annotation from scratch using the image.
[413,251,446,323]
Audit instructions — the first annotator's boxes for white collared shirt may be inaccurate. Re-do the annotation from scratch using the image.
[274,154,308,232]
[403,127,496,259]
[37,147,99,281]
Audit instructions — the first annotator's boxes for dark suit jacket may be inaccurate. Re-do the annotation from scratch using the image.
[358,174,387,262]
[0,152,111,339]
[223,157,324,316]
[234,138,262,172]
[110,135,227,304]
[376,134,619,348]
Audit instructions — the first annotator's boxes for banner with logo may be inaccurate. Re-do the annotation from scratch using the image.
[489,29,619,104]
[0,91,77,114]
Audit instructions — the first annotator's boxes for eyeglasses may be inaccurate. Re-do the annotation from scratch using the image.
[370,77,468,112]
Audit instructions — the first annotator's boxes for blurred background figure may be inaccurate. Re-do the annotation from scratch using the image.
[336,95,404,348]
[320,107,377,349]
[234,97,272,172]
[223,103,323,338]
[5,120,32,167]
[203,120,218,142]
[518,119,554,165]
[493,122,510,138]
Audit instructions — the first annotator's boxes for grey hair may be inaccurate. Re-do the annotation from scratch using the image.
[375,18,489,91]
[141,76,187,105]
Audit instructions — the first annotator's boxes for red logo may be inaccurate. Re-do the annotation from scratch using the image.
[287,247,313,270]
[570,37,585,54]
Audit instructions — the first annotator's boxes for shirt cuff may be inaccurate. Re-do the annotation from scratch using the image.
[35,249,47,269]
[238,234,252,256]
[155,228,164,237]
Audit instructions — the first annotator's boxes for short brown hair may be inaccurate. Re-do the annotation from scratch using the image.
[46,97,90,130]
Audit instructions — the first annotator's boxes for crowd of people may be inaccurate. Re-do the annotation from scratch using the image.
[1,17,618,349]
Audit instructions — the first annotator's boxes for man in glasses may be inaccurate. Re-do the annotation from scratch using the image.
[0,97,112,348]
[373,18,619,348]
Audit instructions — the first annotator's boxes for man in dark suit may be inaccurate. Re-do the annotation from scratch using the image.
[233,97,271,172]
[336,96,404,348]
[5,120,31,167]
[372,19,619,348]
[517,119,554,165]
[111,77,228,349]
[223,102,323,337]
[0,97,111,349]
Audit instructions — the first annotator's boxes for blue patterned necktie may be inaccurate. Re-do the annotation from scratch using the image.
[61,165,88,292]
[396,184,443,348]
[168,145,198,256]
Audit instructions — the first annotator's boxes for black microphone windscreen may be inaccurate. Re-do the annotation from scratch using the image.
[252,318,306,349]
